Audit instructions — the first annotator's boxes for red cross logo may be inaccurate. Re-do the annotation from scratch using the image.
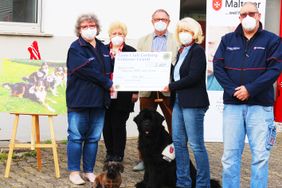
[213,0,222,11]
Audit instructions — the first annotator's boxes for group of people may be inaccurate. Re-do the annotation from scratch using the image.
[65,2,282,188]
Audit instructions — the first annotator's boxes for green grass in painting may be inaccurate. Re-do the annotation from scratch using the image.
[0,59,67,114]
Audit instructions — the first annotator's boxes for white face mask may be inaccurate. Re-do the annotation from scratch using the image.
[111,35,124,46]
[179,32,193,45]
[242,16,257,31]
[81,28,97,41]
[154,21,167,32]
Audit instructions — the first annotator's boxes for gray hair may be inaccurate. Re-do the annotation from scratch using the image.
[152,9,170,19]
[241,2,259,12]
[74,13,101,37]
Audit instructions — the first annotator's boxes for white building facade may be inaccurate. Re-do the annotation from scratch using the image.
[0,0,280,141]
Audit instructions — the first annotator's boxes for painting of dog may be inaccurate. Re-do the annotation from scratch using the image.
[0,59,67,114]
[3,80,56,113]
[22,62,49,84]
[93,161,124,188]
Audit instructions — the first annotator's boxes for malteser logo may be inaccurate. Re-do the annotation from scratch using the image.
[213,0,222,11]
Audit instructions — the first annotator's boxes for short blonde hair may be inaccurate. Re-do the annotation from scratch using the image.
[75,13,101,37]
[108,21,128,36]
[175,17,204,44]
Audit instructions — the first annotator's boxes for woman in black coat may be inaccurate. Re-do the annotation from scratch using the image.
[163,17,211,188]
[103,21,138,162]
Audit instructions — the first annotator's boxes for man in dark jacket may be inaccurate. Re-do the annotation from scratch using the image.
[213,2,282,188]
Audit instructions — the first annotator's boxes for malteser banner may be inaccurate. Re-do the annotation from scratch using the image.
[204,0,266,141]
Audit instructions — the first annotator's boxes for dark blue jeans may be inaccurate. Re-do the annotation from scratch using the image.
[67,108,105,172]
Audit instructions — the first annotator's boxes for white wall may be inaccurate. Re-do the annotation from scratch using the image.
[43,0,180,39]
[0,0,180,61]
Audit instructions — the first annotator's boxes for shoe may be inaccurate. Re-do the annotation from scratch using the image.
[112,155,123,162]
[133,161,144,171]
[69,173,85,185]
[104,154,113,162]
[82,172,96,183]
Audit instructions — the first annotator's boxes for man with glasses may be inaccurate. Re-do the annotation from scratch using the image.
[214,2,282,188]
[133,9,178,171]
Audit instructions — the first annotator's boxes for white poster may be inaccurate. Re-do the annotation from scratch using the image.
[113,52,172,91]
[205,0,266,141]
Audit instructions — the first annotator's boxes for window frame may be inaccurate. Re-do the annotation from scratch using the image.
[0,0,43,35]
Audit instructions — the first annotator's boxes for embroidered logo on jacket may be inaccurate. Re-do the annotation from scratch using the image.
[226,47,240,51]
[253,47,265,50]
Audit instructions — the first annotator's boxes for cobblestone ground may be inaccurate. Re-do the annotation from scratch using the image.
[0,133,281,188]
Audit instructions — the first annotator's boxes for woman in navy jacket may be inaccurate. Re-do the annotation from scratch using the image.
[66,14,113,185]
[163,17,210,188]
[103,21,138,162]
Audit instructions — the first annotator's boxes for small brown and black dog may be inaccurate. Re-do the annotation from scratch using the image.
[93,161,124,188]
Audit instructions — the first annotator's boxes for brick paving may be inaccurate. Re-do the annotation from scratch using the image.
[0,133,281,188]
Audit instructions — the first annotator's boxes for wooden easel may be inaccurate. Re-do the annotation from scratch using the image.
[4,112,60,178]
[154,91,172,134]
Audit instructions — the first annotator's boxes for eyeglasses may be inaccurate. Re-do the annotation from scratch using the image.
[153,18,169,22]
[80,24,96,29]
[240,12,258,18]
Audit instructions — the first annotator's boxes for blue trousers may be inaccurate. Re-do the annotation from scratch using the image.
[172,97,210,188]
[67,108,105,172]
[222,105,274,188]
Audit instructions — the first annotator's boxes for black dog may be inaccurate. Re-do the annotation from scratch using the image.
[134,109,221,188]
[134,109,177,188]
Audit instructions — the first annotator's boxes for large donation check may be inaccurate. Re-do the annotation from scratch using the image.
[113,52,172,91]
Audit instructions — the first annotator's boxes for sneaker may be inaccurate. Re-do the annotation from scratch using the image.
[69,173,85,185]
[82,172,96,183]
[133,160,144,171]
